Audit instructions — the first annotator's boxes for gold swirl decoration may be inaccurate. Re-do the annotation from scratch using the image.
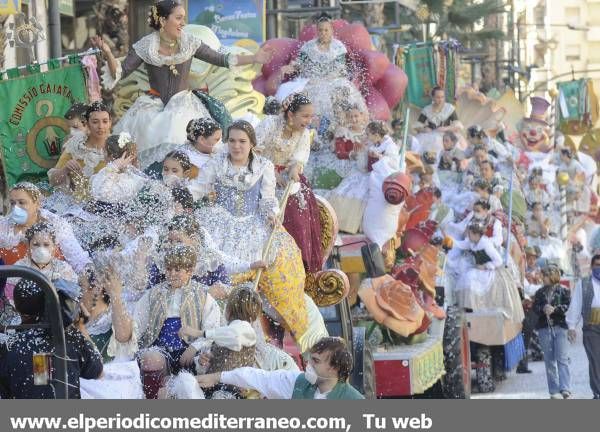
[314,195,338,268]
[303,195,349,307]
[305,269,349,307]
[111,25,265,122]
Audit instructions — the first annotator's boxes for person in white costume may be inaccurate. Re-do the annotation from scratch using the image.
[412,86,463,156]
[276,13,367,133]
[179,117,225,175]
[104,245,221,399]
[0,182,91,274]
[328,121,399,235]
[90,133,148,204]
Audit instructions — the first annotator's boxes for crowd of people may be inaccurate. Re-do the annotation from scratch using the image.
[0,0,599,400]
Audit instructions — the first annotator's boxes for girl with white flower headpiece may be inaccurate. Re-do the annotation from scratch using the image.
[91,0,273,169]
[90,133,149,204]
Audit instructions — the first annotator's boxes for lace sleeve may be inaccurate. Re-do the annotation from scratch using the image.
[291,130,311,166]
[259,160,279,218]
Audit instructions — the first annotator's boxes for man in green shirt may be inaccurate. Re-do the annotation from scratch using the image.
[197,337,365,399]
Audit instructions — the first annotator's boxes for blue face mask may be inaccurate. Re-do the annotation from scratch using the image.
[8,205,28,225]
[592,267,600,281]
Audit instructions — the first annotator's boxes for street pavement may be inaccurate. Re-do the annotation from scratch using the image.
[472,329,594,399]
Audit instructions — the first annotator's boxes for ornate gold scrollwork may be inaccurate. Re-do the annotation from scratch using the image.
[305,269,349,307]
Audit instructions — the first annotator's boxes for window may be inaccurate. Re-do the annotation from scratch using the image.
[533,4,545,29]
[589,4,600,25]
[565,44,581,61]
[589,42,600,63]
[565,6,581,25]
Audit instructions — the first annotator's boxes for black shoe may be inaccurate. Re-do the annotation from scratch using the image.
[516,367,533,374]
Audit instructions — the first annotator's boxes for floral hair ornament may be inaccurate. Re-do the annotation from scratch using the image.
[117,132,132,149]
[282,92,311,112]
[151,5,160,25]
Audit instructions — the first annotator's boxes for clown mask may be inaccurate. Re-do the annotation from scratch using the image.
[519,119,551,153]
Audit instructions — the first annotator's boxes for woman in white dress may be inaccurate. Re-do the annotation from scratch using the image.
[194,120,327,353]
[276,13,366,133]
[255,93,323,273]
[412,86,463,156]
[46,102,112,210]
[328,121,399,234]
[453,223,524,323]
[92,0,272,169]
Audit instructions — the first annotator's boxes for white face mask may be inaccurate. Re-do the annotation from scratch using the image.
[304,363,332,385]
[304,363,319,385]
[30,246,53,266]
[163,174,181,188]
[8,205,29,225]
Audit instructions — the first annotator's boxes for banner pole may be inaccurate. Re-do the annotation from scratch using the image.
[0,48,100,76]
[399,106,410,173]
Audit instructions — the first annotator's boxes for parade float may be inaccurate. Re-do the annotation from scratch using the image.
[353,186,471,399]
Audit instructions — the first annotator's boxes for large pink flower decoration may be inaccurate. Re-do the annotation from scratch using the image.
[253,20,408,121]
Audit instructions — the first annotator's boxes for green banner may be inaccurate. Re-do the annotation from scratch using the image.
[0,64,87,187]
[557,78,588,122]
[403,44,437,108]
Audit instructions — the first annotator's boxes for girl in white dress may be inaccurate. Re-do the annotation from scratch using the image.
[180,117,225,174]
[413,87,463,155]
[453,223,524,322]
[327,121,400,234]
[160,150,204,201]
[90,133,148,204]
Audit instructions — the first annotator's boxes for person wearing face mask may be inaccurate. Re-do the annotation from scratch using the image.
[196,336,364,399]
[567,254,600,399]
[6,223,78,296]
[448,200,503,249]
[0,182,92,274]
